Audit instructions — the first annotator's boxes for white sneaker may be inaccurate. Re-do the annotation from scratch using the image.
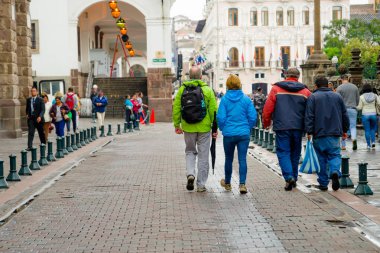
[197,186,207,192]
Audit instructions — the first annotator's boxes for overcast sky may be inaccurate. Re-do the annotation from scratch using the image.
[170,0,370,20]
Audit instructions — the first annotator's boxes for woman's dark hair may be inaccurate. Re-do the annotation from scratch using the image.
[362,84,373,94]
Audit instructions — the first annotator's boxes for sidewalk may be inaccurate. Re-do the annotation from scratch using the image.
[0,123,378,252]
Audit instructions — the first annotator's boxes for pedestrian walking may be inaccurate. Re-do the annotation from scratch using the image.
[262,68,311,191]
[63,87,79,133]
[42,93,52,142]
[76,94,81,129]
[305,76,349,191]
[93,90,108,129]
[137,92,148,123]
[253,87,266,127]
[336,74,359,150]
[173,66,217,192]
[217,74,257,194]
[124,95,133,128]
[357,84,380,150]
[131,93,140,129]
[49,96,70,137]
[26,87,46,150]
[90,85,98,123]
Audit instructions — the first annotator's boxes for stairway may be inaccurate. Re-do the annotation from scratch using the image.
[93,77,147,118]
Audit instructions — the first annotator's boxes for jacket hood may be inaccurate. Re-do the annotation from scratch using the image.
[363,92,376,103]
[275,80,307,92]
[183,80,208,87]
[225,90,244,102]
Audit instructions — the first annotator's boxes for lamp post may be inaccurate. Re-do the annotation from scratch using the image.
[332,56,338,69]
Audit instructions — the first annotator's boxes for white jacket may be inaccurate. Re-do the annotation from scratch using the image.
[357,93,380,115]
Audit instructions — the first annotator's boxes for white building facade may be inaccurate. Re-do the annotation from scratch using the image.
[200,0,350,94]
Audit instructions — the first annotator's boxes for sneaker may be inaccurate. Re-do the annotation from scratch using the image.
[197,186,207,192]
[292,181,297,188]
[367,146,371,150]
[372,144,376,150]
[220,179,232,191]
[186,175,195,191]
[353,140,357,151]
[239,184,248,194]
[284,178,295,191]
[317,185,328,191]
[341,146,346,151]
[331,173,340,191]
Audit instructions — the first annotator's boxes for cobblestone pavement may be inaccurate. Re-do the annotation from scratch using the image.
[0,124,378,252]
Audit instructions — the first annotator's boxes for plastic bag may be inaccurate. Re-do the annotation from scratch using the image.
[299,140,320,174]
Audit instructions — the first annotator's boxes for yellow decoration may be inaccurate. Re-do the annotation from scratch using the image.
[125,41,133,50]
[120,27,127,35]
[109,1,118,10]
[111,8,121,18]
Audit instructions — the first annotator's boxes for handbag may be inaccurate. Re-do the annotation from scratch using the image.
[64,111,72,121]
[299,140,320,174]
[375,97,380,115]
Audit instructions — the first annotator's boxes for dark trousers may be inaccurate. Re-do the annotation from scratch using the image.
[133,112,139,128]
[125,109,132,128]
[66,110,77,132]
[27,117,46,149]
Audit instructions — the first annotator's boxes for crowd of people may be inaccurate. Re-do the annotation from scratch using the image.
[173,66,380,194]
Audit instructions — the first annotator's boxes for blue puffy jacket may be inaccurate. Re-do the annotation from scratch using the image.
[217,90,257,137]
[93,96,108,113]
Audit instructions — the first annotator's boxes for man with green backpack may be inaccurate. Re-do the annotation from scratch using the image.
[173,66,217,192]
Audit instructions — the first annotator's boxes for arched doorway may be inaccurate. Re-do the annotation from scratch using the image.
[130,64,147,77]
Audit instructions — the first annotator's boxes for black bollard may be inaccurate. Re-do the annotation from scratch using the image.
[267,132,274,151]
[84,129,90,144]
[38,144,49,166]
[80,130,86,146]
[250,128,255,142]
[29,147,41,170]
[55,137,64,159]
[129,121,134,133]
[47,141,56,162]
[117,124,121,135]
[258,129,264,146]
[254,128,259,144]
[7,154,21,181]
[76,132,82,148]
[93,126,98,140]
[123,122,128,134]
[262,130,269,149]
[340,156,354,189]
[62,136,69,155]
[19,150,32,176]
[100,125,105,137]
[0,160,9,189]
[71,134,78,151]
[272,134,277,153]
[145,110,150,126]
[107,124,113,136]
[87,128,93,142]
[354,162,373,195]
[135,119,140,131]
[66,135,74,152]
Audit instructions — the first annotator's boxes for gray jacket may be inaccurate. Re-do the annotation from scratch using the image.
[336,82,359,109]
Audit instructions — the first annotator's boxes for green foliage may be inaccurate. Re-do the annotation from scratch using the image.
[323,18,380,79]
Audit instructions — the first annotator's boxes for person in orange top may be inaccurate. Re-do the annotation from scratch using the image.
[262,68,311,191]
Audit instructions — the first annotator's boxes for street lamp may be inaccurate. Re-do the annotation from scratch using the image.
[332,56,338,69]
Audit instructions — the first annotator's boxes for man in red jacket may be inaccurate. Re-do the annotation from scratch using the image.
[263,68,311,191]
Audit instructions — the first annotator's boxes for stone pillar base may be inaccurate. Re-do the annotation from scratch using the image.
[301,55,331,89]
[147,68,174,122]
[0,99,22,138]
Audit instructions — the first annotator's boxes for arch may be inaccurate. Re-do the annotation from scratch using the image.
[276,7,284,26]
[287,7,295,26]
[130,64,147,77]
[302,6,310,25]
[250,7,258,26]
[261,7,269,26]
[228,47,239,67]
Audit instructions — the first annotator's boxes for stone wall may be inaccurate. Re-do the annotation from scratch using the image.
[147,68,173,122]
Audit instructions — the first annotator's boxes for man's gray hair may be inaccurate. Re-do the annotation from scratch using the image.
[189,66,202,80]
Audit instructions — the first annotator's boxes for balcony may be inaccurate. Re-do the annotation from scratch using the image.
[224,61,245,69]
[250,60,271,69]
[275,60,300,68]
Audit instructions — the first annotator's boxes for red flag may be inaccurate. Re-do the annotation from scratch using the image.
[241,53,245,63]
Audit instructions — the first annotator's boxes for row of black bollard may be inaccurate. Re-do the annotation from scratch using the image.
[252,127,276,153]
[0,126,100,189]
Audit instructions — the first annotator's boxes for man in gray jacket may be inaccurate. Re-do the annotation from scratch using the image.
[336,74,359,150]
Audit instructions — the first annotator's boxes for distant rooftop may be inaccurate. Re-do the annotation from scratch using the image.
[350,4,379,22]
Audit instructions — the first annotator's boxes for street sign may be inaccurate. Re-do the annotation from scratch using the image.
[153,58,166,63]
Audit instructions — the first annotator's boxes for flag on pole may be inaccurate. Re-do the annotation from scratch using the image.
[278,50,282,61]
[296,49,299,59]
[241,52,245,63]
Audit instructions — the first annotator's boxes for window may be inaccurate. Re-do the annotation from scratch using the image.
[255,47,265,67]
[276,7,284,26]
[250,8,258,26]
[332,6,342,20]
[287,7,294,26]
[228,8,238,26]
[261,7,269,26]
[77,26,81,62]
[229,47,239,67]
[280,46,291,66]
[306,46,314,57]
[31,20,39,53]
[303,7,310,25]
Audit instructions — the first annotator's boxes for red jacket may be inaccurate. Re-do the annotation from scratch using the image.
[263,78,311,131]
[132,99,141,113]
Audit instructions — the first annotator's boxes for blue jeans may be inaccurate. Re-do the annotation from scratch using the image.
[341,109,357,148]
[54,120,65,137]
[362,114,377,146]
[313,136,342,187]
[275,130,303,182]
[223,135,250,184]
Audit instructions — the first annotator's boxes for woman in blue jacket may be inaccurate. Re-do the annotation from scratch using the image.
[217,75,257,194]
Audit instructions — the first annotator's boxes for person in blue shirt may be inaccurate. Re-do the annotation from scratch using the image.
[93,90,108,129]
[217,74,257,194]
[124,95,133,128]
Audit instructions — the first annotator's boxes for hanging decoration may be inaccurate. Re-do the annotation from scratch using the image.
[108,0,135,57]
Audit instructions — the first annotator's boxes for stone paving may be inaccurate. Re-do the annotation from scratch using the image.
[0,124,379,252]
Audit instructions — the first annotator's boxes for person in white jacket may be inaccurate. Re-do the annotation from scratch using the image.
[357,84,380,150]
[42,93,52,142]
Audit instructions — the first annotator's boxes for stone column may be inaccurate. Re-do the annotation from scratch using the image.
[301,0,331,88]
[349,48,364,87]
[16,0,32,131]
[0,0,22,138]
